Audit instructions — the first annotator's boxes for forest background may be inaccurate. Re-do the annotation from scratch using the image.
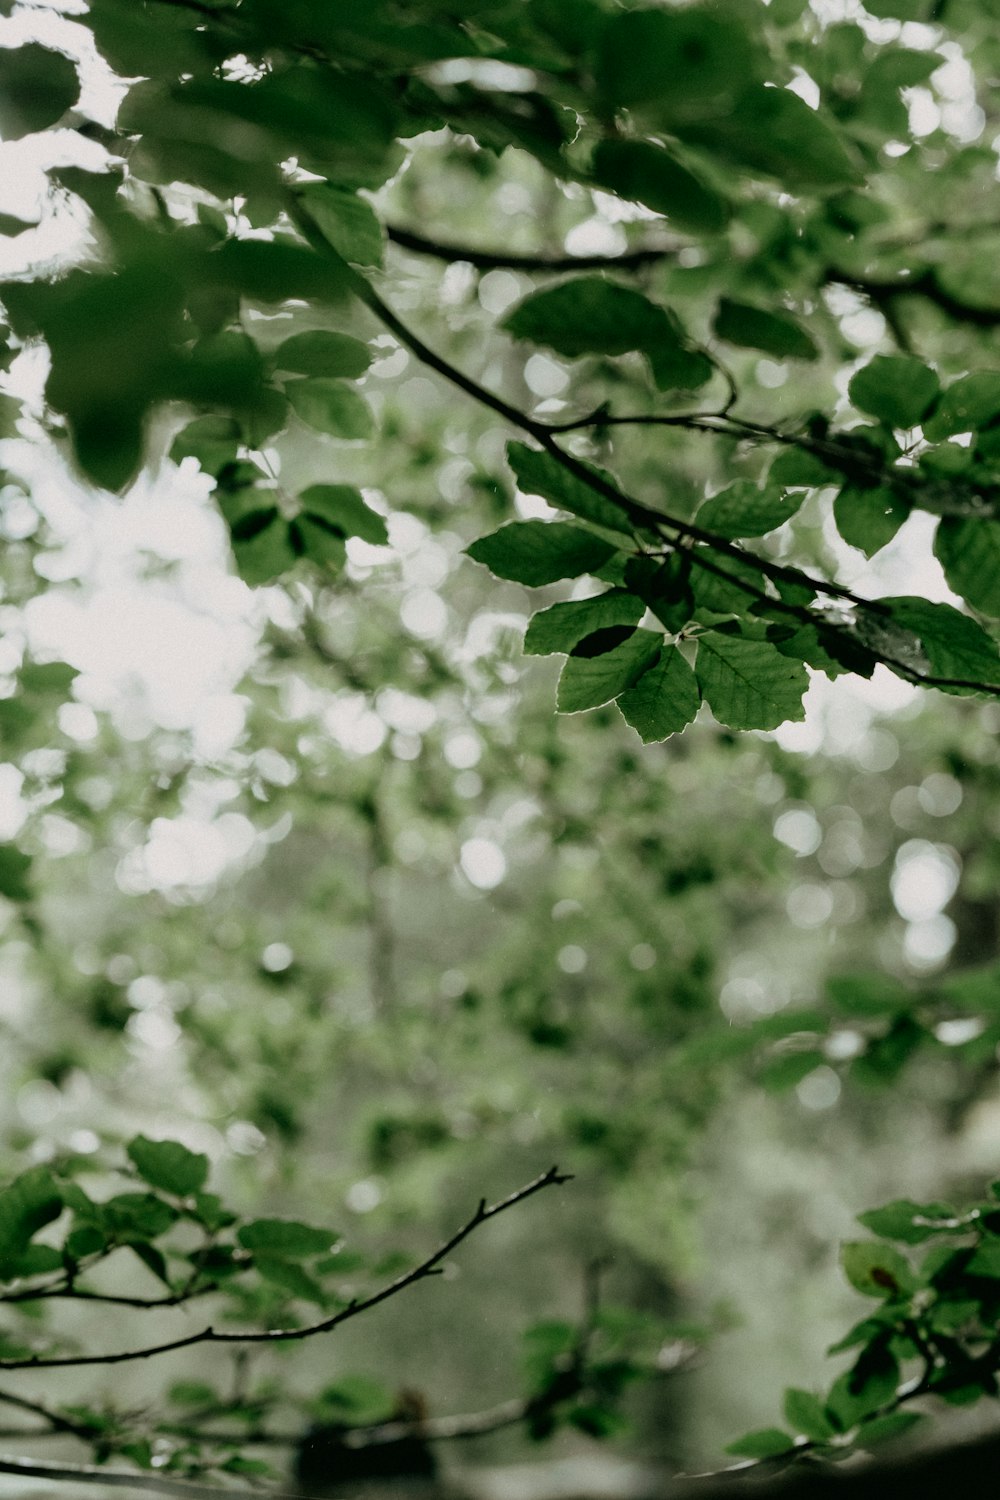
[1,0,1000,1495]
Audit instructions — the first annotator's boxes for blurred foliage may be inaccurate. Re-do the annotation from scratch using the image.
[0,0,999,1493]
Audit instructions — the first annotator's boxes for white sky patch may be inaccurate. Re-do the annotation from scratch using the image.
[8,448,261,747]
[459,836,506,890]
[892,840,961,922]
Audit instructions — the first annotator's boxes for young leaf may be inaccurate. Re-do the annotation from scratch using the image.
[856,1200,961,1245]
[557,629,661,713]
[713,299,817,361]
[696,635,809,730]
[848,356,940,430]
[273,331,373,379]
[617,644,701,742]
[285,379,374,439]
[696,481,803,539]
[467,522,616,586]
[841,1241,916,1299]
[524,591,645,656]
[127,1137,210,1197]
[782,1388,835,1442]
[724,1428,796,1460]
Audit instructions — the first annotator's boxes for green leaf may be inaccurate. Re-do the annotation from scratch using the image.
[696,635,808,731]
[768,448,839,488]
[272,331,373,379]
[934,518,1000,617]
[599,9,758,122]
[696,482,803,539]
[698,85,860,190]
[856,1200,961,1245]
[507,442,631,534]
[298,484,388,545]
[557,629,662,713]
[232,513,297,586]
[237,1219,337,1257]
[826,974,908,1017]
[0,845,32,902]
[848,357,940,430]
[170,417,242,476]
[825,1346,900,1428]
[782,1388,836,1443]
[103,1193,179,1241]
[724,1428,795,1460]
[758,1049,825,1092]
[285,379,374,439]
[502,278,710,389]
[291,516,347,572]
[923,372,1000,440]
[0,1168,63,1275]
[0,44,79,139]
[254,1255,327,1304]
[127,1137,209,1197]
[713,300,817,361]
[856,1411,923,1446]
[502,277,655,358]
[525,591,645,656]
[591,139,729,236]
[833,486,908,557]
[880,597,1000,692]
[467,522,616,587]
[617,644,701,742]
[297,183,384,267]
[841,1242,917,1300]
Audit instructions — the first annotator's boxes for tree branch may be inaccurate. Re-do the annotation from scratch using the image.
[285,195,1000,699]
[0,1168,571,1371]
[385,225,678,273]
[828,267,1000,332]
[0,1452,301,1500]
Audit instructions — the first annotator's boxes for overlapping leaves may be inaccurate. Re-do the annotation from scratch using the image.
[727,1175,1000,1468]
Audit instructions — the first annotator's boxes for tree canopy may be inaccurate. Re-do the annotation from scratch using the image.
[2,0,1000,1495]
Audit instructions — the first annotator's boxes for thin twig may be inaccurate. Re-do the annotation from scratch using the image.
[0,1168,571,1371]
[0,1452,301,1499]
